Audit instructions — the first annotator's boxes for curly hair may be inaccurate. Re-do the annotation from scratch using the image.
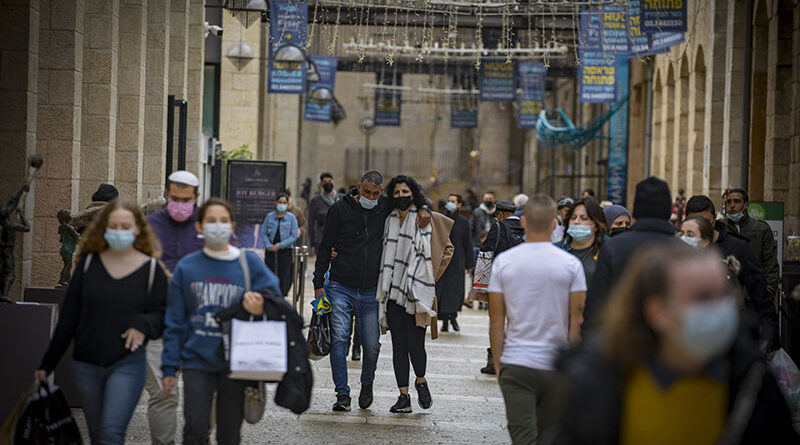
[385,175,427,209]
[564,197,608,250]
[77,198,162,258]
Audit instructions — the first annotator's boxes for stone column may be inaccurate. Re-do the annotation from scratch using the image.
[764,1,793,203]
[704,0,728,198]
[265,94,302,194]
[33,0,83,287]
[687,58,706,197]
[790,3,800,232]
[721,0,746,189]
[185,0,205,178]
[673,60,689,192]
[167,0,189,175]
[477,102,511,188]
[80,0,119,205]
[115,0,147,202]
[143,0,170,199]
[0,1,39,299]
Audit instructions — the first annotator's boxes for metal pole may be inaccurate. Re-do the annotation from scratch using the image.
[644,61,654,178]
[740,0,754,189]
[364,132,371,170]
[166,95,175,182]
[178,100,188,171]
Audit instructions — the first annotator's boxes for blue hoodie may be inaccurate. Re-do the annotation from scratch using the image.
[161,250,281,377]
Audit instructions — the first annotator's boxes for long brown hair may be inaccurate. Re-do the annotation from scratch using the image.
[564,197,607,250]
[603,242,708,373]
[77,198,162,258]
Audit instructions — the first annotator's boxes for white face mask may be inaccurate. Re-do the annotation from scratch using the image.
[679,297,739,362]
[680,235,700,248]
[203,223,232,249]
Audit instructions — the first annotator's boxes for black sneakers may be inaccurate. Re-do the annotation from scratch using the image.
[358,383,373,409]
[332,394,351,412]
[389,394,412,413]
[415,381,433,409]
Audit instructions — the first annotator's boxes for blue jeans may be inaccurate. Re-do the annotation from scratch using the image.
[71,348,147,445]
[328,281,381,396]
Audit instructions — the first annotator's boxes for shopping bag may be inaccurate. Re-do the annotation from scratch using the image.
[0,392,28,445]
[307,311,331,360]
[14,384,82,445]
[228,317,288,382]
[770,348,800,424]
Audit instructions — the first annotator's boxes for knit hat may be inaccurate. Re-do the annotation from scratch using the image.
[168,170,199,187]
[91,183,119,202]
[632,177,672,220]
[603,204,631,226]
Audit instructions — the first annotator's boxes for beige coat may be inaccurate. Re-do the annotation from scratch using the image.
[415,212,454,340]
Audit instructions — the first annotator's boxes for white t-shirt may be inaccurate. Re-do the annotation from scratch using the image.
[488,242,586,370]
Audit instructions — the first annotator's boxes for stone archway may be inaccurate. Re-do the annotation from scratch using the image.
[675,53,690,191]
[689,46,706,196]
[663,64,675,183]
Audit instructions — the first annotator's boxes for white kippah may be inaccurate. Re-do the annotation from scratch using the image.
[168,170,199,187]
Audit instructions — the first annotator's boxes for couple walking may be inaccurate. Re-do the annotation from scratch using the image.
[313,170,454,413]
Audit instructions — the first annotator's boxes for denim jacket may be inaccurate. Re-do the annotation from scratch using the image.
[260,211,299,250]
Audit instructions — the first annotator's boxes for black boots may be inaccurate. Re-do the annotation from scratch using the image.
[480,348,496,375]
[358,383,373,409]
[450,317,460,332]
[441,319,449,332]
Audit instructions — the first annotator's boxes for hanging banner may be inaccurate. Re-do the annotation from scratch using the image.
[648,32,686,54]
[451,94,478,128]
[601,6,630,53]
[579,51,616,103]
[268,1,308,94]
[304,55,337,122]
[641,0,687,33]
[579,9,602,51]
[627,1,651,56]
[374,72,402,126]
[480,58,516,102]
[517,62,546,130]
[607,57,629,206]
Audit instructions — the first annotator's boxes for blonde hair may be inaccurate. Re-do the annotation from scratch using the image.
[77,198,162,258]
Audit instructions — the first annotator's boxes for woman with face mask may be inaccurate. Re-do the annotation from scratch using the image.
[376,176,454,414]
[554,244,799,445]
[554,197,609,284]
[260,192,299,296]
[161,198,281,445]
[35,199,168,445]
[678,216,714,249]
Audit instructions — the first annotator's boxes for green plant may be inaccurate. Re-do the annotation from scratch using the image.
[217,144,254,160]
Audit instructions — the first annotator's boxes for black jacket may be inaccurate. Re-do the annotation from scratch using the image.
[307,192,340,248]
[214,289,312,415]
[480,217,524,255]
[436,211,475,314]
[553,326,799,445]
[714,221,779,351]
[585,218,680,330]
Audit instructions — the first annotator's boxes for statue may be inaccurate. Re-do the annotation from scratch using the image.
[57,209,80,287]
[1,154,42,302]
[301,177,312,204]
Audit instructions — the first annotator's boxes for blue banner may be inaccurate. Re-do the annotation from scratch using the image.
[304,56,337,122]
[641,0,687,33]
[601,6,629,53]
[580,10,602,51]
[480,58,516,102]
[517,62,546,129]
[627,1,652,56]
[268,1,308,94]
[375,72,401,126]
[451,94,478,128]
[579,51,616,103]
[648,31,685,54]
[607,57,629,206]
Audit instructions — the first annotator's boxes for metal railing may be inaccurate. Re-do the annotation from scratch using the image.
[292,245,310,321]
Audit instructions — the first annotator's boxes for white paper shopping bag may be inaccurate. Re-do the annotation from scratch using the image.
[229,318,288,381]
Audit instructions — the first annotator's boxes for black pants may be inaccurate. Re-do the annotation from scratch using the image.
[439,312,457,322]
[386,300,427,388]
[265,249,294,296]
[182,370,247,445]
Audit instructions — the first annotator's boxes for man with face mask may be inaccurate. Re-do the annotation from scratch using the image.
[308,172,340,255]
[313,170,432,412]
[723,188,781,299]
[145,170,204,445]
[470,191,497,252]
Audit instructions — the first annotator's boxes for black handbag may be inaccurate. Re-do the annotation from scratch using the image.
[14,384,82,445]
[307,311,331,360]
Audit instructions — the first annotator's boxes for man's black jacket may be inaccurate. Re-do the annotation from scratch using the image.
[585,218,680,330]
[480,217,524,254]
[714,221,779,351]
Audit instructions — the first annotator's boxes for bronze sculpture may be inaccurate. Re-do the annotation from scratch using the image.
[57,209,80,287]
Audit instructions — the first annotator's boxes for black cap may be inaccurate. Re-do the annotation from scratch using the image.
[632,177,671,220]
[557,196,574,209]
[91,183,119,202]
[494,200,516,214]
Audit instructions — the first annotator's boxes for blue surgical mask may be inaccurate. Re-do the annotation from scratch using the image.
[276,204,288,212]
[727,211,744,222]
[680,235,700,248]
[359,195,378,210]
[445,202,457,212]
[567,225,593,242]
[203,223,233,249]
[680,297,739,362]
[105,229,136,251]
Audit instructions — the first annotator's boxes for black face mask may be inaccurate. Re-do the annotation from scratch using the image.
[322,182,334,193]
[393,196,413,210]
[484,200,494,208]
[609,227,628,237]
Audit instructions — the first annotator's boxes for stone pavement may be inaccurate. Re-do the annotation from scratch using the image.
[72,271,510,444]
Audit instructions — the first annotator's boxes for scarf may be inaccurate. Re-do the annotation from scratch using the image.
[320,191,338,207]
[377,205,437,329]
